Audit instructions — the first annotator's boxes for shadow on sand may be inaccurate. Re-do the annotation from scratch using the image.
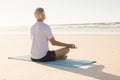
[38,63,120,80]
[8,55,120,80]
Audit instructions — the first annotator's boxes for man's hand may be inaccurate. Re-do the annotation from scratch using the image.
[66,44,77,49]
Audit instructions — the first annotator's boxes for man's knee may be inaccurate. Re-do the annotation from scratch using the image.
[65,47,70,53]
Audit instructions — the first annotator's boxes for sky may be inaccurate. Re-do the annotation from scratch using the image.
[0,0,120,26]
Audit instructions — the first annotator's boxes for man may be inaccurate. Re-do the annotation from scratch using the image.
[31,8,76,62]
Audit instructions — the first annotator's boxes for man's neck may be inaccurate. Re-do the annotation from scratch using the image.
[37,19,44,22]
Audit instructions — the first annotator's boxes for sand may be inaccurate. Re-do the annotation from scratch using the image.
[0,34,120,80]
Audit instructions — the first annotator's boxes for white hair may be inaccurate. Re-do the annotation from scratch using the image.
[34,8,44,19]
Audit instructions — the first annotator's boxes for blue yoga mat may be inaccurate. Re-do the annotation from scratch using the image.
[8,55,96,67]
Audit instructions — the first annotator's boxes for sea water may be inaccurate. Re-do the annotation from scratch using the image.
[51,22,120,34]
[0,22,120,34]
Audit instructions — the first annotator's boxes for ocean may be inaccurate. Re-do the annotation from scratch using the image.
[0,22,120,34]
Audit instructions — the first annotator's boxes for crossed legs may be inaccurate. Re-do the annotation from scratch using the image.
[55,47,70,60]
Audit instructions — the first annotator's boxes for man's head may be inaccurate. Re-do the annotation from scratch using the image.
[34,8,46,21]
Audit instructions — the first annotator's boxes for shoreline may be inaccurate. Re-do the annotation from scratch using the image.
[0,32,120,35]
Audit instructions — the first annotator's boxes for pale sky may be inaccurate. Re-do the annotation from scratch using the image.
[0,0,120,26]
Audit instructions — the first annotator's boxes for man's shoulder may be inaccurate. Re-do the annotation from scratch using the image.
[31,22,50,31]
[36,22,49,28]
[41,22,50,27]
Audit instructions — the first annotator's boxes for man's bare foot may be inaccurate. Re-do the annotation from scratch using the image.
[56,55,67,60]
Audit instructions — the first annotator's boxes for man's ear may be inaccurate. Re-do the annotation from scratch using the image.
[39,14,42,18]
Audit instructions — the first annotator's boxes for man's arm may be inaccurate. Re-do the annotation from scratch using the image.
[49,37,76,48]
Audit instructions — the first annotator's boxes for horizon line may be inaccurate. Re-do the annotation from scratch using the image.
[0,21,120,27]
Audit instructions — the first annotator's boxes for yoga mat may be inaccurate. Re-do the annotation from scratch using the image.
[8,55,96,67]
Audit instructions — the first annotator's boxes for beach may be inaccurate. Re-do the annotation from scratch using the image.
[1,0,120,79]
[0,33,120,80]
